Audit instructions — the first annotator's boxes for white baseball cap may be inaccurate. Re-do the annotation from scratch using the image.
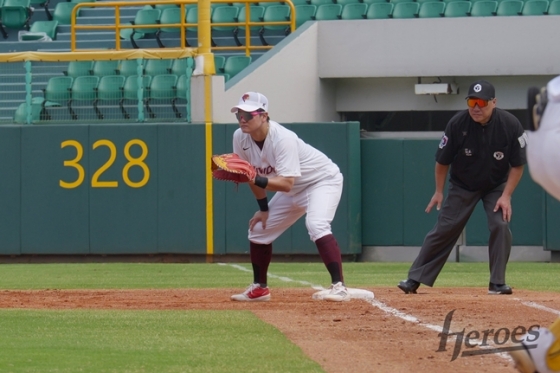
[230,92,269,113]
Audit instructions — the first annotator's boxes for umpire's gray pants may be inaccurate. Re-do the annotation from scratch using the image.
[408,182,512,287]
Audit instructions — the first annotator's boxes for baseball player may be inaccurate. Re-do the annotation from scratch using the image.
[398,80,527,295]
[526,75,560,201]
[228,91,349,302]
[507,76,560,373]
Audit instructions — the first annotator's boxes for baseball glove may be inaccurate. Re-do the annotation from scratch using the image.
[211,153,256,183]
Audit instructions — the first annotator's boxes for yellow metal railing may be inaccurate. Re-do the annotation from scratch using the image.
[70,0,296,56]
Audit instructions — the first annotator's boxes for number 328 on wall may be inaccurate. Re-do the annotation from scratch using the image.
[60,139,150,189]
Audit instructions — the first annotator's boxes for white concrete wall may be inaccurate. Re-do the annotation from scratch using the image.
[209,22,339,124]
[201,15,560,123]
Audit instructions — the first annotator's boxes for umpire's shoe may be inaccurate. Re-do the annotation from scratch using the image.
[398,279,420,294]
[488,282,513,295]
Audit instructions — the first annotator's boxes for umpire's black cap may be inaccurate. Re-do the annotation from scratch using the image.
[466,80,495,100]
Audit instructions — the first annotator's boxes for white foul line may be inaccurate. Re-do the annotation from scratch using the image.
[222,263,560,362]
[514,298,560,316]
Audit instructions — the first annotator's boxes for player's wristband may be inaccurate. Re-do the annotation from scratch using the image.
[254,176,268,189]
[256,197,269,212]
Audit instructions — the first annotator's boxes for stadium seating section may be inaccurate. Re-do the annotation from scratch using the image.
[2,0,560,123]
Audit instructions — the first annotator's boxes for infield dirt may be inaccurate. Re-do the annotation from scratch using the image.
[1,287,559,373]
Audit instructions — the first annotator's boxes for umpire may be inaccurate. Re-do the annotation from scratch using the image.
[398,80,527,295]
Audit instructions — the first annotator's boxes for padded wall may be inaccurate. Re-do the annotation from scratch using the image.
[0,126,21,254]
[361,137,546,247]
[545,195,560,251]
[0,122,361,255]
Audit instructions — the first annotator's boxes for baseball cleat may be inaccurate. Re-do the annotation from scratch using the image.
[231,283,271,301]
[488,282,513,295]
[398,279,420,294]
[323,282,350,302]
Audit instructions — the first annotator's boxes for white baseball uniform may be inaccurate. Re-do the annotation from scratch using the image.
[527,75,560,202]
[232,120,343,244]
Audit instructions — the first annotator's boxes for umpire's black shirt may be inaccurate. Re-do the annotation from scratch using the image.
[436,108,527,192]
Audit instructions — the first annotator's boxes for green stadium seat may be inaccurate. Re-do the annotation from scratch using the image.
[214,55,226,73]
[120,75,152,119]
[337,0,361,4]
[145,74,179,118]
[294,4,317,27]
[20,20,58,41]
[211,5,240,46]
[259,5,290,46]
[40,76,73,120]
[176,74,188,101]
[70,0,95,3]
[119,8,161,49]
[416,0,441,4]
[13,101,43,124]
[363,0,391,4]
[186,5,199,32]
[234,5,265,46]
[443,0,471,15]
[30,0,52,20]
[170,58,188,76]
[174,74,189,118]
[223,55,252,82]
[366,2,394,18]
[547,0,560,12]
[53,2,80,25]
[144,59,172,76]
[391,1,420,17]
[1,0,32,33]
[185,5,200,47]
[390,0,414,4]
[310,0,334,5]
[93,75,125,119]
[156,7,183,48]
[469,0,497,15]
[68,76,99,120]
[92,60,119,76]
[418,1,445,17]
[315,4,343,19]
[282,0,309,5]
[118,59,143,77]
[64,61,93,78]
[495,0,523,15]
[340,3,367,19]
[521,0,549,14]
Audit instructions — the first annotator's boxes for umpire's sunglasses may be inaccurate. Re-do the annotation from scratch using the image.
[467,98,491,108]
[235,110,261,122]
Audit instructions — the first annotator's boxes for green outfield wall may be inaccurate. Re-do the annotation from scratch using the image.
[360,137,560,250]
[0,124,558,256]
[0,122,361,255]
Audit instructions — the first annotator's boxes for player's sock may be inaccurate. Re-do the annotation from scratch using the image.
[315,234,344,284]
[250,242,272,285]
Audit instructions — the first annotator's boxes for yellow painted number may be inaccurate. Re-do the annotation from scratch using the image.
[60,140,85,189]
[123,139,150,188]
[91,140,119,188]
[61,139,150,189]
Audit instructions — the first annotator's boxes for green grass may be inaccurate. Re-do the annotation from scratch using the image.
[0,261,558,372]
[0,309,323,373]
[0,262,558,291]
